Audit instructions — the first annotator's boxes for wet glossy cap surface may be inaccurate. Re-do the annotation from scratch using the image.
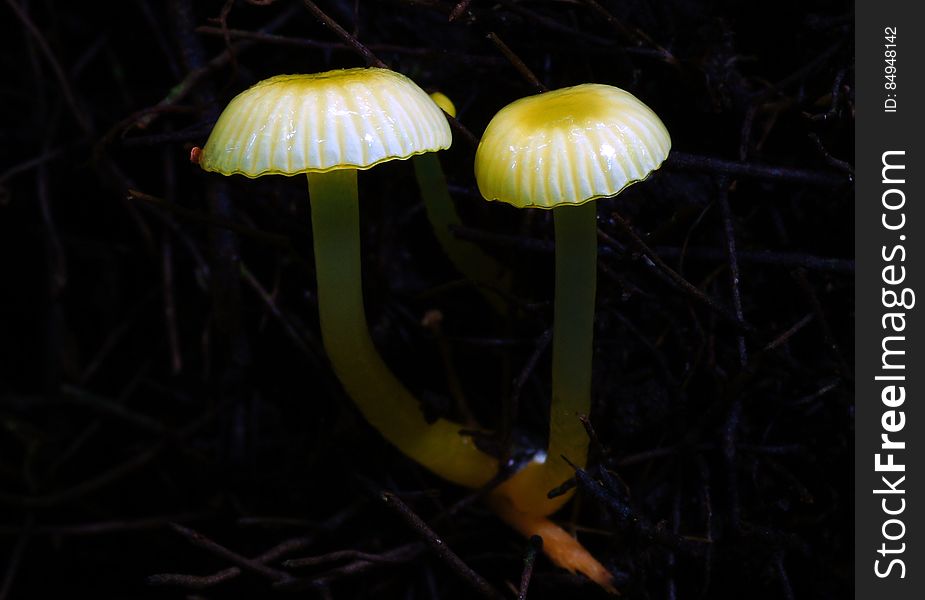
[474,84,670,209]
[199,68,451,177]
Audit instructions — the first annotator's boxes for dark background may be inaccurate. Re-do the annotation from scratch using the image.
[0,0,853,598]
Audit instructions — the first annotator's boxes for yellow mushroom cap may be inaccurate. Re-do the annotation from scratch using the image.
[199,68,451,178]
[429,91,457,119]
[474,83,671,209]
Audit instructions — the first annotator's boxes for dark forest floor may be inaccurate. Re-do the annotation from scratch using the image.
[0,1,853,598]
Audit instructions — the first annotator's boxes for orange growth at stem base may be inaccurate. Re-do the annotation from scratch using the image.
[489,491,618,595]
[190,146,202,165]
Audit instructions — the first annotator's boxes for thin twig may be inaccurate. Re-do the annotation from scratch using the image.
[127,189,292,249]
[755,40,845,102]
[668,151,848,187]
[302,0,387,68]
[617,443,714,468]
[808,132,854,177]
[162,236,183,374]
[502,329,552,466]
[150,505,360,589]
[774,552,797,600]
[495,0,615,46]
[654,246,853,273]
[59,384,168,435]
[716,179,747,366]
[380,491,505,600]
[602,214,752,334]
[241,265,324,362]
[0,147,67,187]
[165,523,295,584]
[487,32,546,93]
[447,113,481,148]
[762,314,814,352]
[0,406,218,508]
[518,535,542,600]
[276,543,426,591]
[6,0,92,133]
[0,514,206,537]
[0,514,32,600]
[133,4,298,130]
[794,269,852,380]
[284,548,416,567]
[78,291,157,384]
[452,225,852,272]
[568,460,685,549]
[578,0,677,64]
[722,397,743,530]
[194,26,503,65]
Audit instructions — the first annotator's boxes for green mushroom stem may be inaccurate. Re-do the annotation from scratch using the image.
[550,202,597,480]
[307,169,499,489]
[495,201,597,515]
[413,153,512,315]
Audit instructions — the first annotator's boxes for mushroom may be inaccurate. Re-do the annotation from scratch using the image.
[197,68,497,488]
[474,83,671,516]
[428,91,456,117]
[412,91,511,313]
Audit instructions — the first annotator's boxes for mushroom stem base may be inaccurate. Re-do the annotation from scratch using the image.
[489,490,617,594]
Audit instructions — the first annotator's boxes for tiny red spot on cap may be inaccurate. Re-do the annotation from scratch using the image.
[190,146,202,164]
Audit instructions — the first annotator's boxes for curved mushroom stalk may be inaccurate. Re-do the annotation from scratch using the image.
[414,92,513,315]
[197,68,500,487]
[308,168,497,488]
[414,152,513,314]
